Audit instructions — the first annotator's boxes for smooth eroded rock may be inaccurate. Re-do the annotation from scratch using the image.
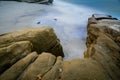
[0,27,64,57]
[0,52,38,80]
[85,14,120,80]
[0,41,32,74]
[20,52,56,80]
[42,56,63,80]
[62,58,109,80]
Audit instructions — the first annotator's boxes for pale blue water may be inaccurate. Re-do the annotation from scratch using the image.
[62,0,120,19]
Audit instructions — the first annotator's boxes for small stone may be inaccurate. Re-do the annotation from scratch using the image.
[54,18,57,21]
[37,22,41,24]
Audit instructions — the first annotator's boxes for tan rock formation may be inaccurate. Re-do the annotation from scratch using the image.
[85,14,120,80]
[0,41,32,74]
[20,52,56,80]
[62,58,109,80]
[42,56,62,80]
[61,14,120,80]
[0,15,120,80]
[0,27,64,57]
[0,52,38,80]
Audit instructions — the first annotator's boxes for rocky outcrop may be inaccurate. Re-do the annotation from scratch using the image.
[85,14,120,80]
[61,14,120,80]
[0,27,64,57]
[0,27,64,80]
[0,15,120,80]
[0,52,63,80]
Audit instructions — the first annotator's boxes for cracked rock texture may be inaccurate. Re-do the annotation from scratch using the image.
[0,27,64,57]
[0,41,32,74]
[0,52,38,80]
[85,14,120,80]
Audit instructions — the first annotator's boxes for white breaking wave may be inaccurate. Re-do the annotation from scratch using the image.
[0,0,103,60]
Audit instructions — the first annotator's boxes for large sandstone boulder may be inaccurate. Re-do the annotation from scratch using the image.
[0,27,64,80]
[0,27,64,57]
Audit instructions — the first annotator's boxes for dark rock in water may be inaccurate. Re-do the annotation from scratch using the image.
[54,18,57,21]
[0,0,54,4]
[37,21,41,24]
[92,14,118,20]
[48,0,53,3]
[92,14,112,18]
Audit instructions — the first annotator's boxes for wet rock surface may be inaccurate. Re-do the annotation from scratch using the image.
[0,15,120,80]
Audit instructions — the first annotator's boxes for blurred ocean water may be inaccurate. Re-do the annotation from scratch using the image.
[0,0,118,60]
[62,0,120,19]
